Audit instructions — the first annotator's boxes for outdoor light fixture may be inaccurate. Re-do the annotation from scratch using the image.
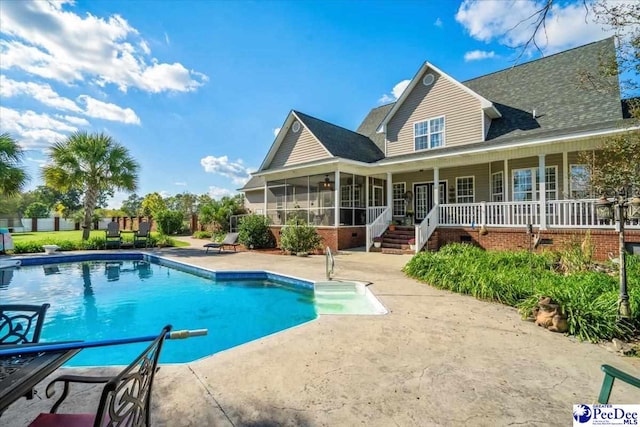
[595,196,614,221]
[595,190,633,320]
[627,195,640,220]
[322,175,333,190]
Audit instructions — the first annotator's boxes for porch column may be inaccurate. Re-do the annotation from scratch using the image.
[562,151,569,199]
[334,171,340,227]
[433,167,440,207]
[504,159,510,225]
[365,176,370,222]
[263,181,268,217]
[539,154,547,230]
[386,172,393,213]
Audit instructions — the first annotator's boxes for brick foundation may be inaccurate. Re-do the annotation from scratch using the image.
[269,226,366,253]
[432,227,640,261]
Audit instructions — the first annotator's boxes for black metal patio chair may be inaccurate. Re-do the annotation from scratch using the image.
[28,325,171,427]
[0,304,51,345]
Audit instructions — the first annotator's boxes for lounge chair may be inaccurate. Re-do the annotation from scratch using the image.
[104,222,121,249]
[134,221,151,248]
[28,325,171,427]
[204,232,240,253]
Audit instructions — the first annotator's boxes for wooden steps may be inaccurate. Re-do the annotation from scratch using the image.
[378,225,415,255]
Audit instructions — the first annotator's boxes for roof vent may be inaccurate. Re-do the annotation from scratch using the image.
[422,73,435,86]
[292,121,301,133]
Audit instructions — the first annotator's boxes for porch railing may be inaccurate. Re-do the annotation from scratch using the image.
[438,200,640,230]
[415,205,439,253]
[366,207,391,252]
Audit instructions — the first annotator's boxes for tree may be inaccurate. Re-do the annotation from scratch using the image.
[42,132,139,240]
[24,202,50,218]
[579,132,640,196]
[141,192,167,217]
[0,133,29,196]
[121,193,143,217]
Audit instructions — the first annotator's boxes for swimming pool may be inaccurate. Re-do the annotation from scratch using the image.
[1,254,317,366]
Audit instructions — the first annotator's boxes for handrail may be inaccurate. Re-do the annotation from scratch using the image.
[326,246,335,280]
[415,205,439,253]
[366,207,391,252]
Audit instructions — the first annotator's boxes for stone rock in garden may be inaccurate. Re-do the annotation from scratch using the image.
[533,297,569,333]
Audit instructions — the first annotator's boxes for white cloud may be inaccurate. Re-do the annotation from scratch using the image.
[434,18,443,28]
[0,75,82,112]
[208,186,235,199]
[164,32,170,45]
[26,157,47,166]
[77,95,140,124]
[378,79,410,103]
[174,181,187,186]
[0,1,207,93]
[464,50,496,61]
[57,115,90,126]
[455,0,614,55]
[159,190,171,198]
[273,127,281,137]
[0,106,77,150]
[200,155,252,185]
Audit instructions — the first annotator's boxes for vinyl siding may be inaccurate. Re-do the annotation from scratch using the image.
[267,124,330,169]
[244,190,264,214]
[386,70,483,157]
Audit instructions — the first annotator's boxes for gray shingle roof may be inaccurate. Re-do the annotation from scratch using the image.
[356,103,395,153]
[293,110,385,163]
[463,37,621,142]
[239,175,264,191]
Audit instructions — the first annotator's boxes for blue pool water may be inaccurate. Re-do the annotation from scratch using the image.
[0,257,317,366]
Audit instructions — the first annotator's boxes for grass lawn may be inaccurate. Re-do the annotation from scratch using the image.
[11,230,189,247]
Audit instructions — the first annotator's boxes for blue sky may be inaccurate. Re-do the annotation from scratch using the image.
[0,0,619,208]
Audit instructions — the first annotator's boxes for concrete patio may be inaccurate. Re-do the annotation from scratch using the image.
[3,240,640,426]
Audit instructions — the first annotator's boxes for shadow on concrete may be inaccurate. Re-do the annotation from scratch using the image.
[223,402,314,427]
[157,248,241,258]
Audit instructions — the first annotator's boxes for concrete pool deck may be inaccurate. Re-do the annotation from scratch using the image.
[3,241,640,426]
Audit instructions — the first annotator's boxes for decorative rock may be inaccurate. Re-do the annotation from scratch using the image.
[533,297,568,333]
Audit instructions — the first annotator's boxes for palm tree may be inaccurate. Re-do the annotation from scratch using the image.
[42,131,140,240]
[0,133,29,196]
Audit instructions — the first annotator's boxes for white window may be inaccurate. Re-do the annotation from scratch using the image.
[512,166,557,201]
[491,172,504,202]
[456,177,474,203]
[414,116,445,151]
[570,164,591,199]
[340,185,361,207]
[392,183,406,216]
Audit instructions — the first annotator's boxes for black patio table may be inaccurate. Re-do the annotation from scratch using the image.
[0,342,81,414]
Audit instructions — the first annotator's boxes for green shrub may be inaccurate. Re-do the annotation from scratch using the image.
[193,230,212,239]
[238,214,274,249]
[279,218,322,254]
[404,243,639,342]
[154,210,184,235]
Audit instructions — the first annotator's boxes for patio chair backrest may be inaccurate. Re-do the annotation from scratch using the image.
[222,232,239,245]
[93,325,171,427]
[106,222,120,237]
[137,221,151,237]
[0,304,51,344]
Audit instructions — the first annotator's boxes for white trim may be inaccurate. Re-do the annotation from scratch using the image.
[455,176,475,203]
[378,124,639,166]
[511,165,558,202]
[563,151,569,198]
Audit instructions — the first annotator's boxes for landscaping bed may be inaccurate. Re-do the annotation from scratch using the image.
[403,243,639,343]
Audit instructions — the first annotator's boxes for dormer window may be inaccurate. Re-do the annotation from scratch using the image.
[414,116,445,151]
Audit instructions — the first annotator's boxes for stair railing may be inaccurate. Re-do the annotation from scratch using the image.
[366,207,391,252]
[415,205,439,253]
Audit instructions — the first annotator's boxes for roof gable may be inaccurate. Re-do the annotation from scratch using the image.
[258,111,332,171]
[378,62,501,132]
